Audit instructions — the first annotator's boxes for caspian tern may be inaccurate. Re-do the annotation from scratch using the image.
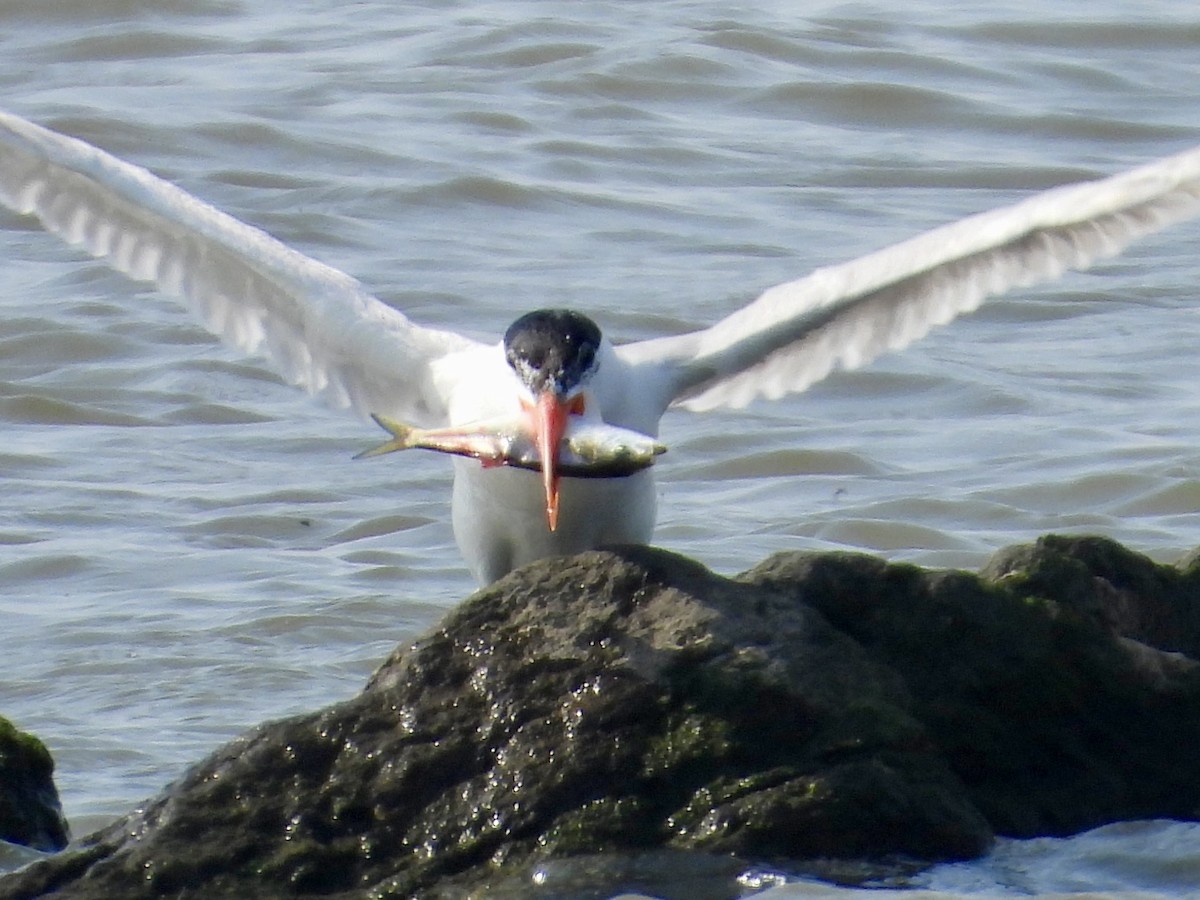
[1,109,1199,583]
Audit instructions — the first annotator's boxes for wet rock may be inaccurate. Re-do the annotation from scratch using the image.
[744,534,1200,838]
[0,717,68,853]
[4,535,1200,899]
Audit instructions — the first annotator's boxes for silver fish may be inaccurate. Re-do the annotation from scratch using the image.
[357,413,666,478]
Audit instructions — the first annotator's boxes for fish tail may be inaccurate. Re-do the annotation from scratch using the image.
[354,414,417,459]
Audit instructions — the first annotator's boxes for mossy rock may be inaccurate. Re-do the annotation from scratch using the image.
[0,716,68,852]
[5,536,1200,899]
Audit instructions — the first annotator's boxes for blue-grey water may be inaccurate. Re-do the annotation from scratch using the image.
[2,1,1199,895]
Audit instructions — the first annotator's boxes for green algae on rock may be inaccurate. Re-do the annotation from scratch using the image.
[0,716,68,853]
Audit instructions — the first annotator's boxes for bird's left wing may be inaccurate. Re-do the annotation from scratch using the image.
[617,144,1200,414]
[0,110,482,426]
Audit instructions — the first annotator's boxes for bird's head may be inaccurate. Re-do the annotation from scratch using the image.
[503,309,602,532]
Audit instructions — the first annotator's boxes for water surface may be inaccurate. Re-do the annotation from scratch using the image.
[2,1,1199,894]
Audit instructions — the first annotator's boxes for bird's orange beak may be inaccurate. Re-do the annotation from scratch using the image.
[525,391,584,532]
[534,391,569,531]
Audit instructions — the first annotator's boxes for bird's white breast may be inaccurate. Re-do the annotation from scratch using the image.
[451,458,657,584]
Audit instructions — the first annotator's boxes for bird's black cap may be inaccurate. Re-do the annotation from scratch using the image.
[504,309,602,396]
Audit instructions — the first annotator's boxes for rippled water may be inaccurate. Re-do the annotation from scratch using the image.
[2,1,1199,895]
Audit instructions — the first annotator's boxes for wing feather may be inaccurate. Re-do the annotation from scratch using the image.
[618,144,1200,413]
[0,110,480,425]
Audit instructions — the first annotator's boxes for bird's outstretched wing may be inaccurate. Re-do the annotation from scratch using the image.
[618,144,1200,413]
[0,110,481,426]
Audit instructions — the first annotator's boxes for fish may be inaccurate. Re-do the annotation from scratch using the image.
[356,413,667,478]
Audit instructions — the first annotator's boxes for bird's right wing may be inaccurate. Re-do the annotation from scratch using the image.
[0,110,482,426]
[617,143,1200,415]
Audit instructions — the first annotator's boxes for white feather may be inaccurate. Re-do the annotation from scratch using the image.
[0,110,480,427]
[616,145,1200,413]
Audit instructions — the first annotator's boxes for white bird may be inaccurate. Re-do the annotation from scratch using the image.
[1,109,1199,584]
